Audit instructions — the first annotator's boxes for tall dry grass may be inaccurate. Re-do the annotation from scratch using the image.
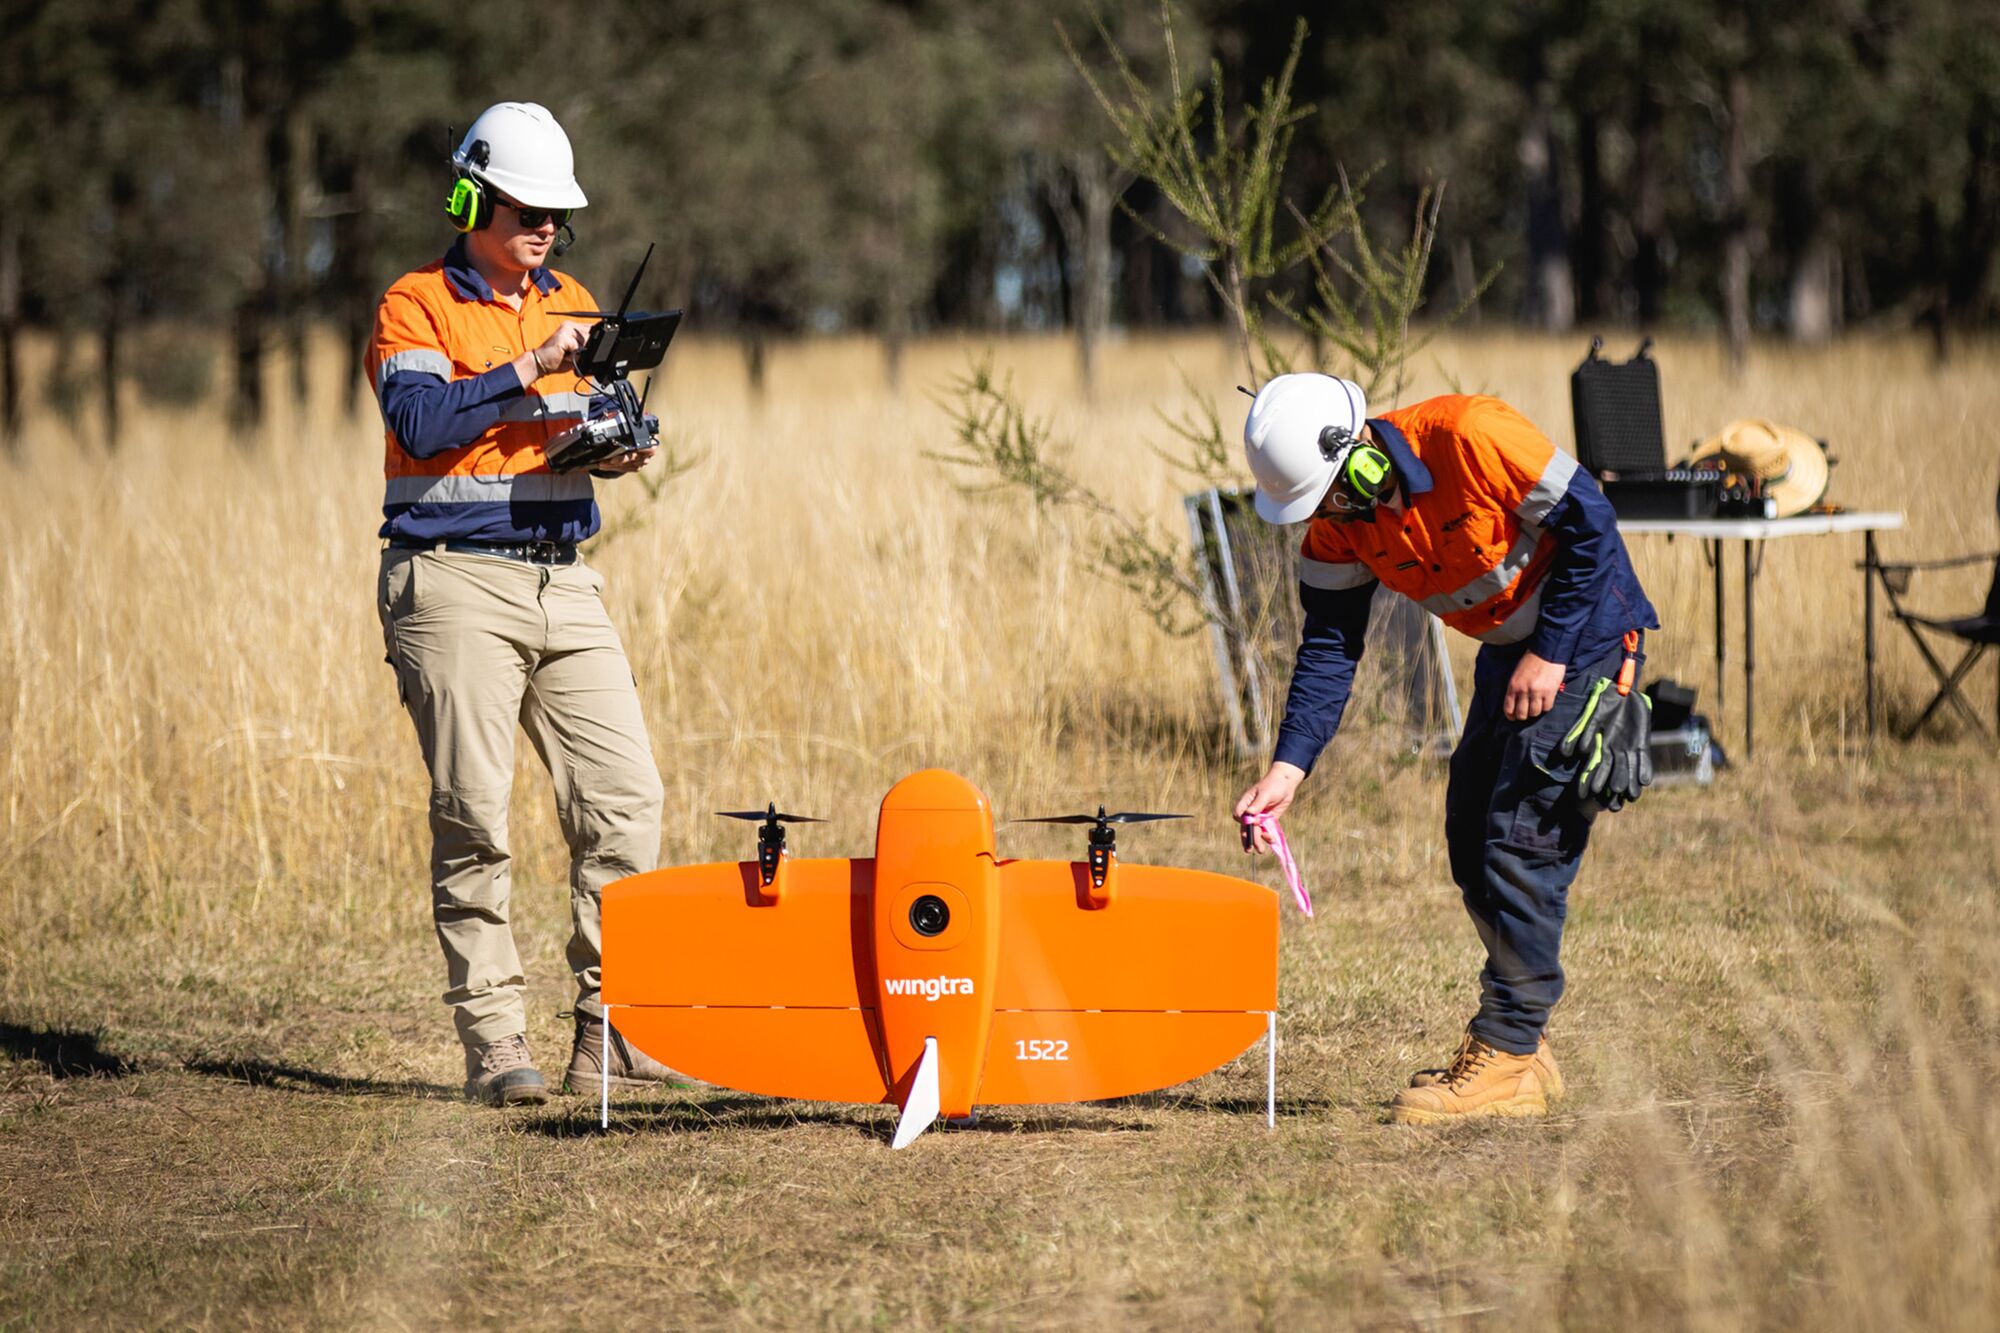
[1,328,1996,1326]
[4,330,1990,935]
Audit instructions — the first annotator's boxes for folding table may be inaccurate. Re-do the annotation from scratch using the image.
[1617,512,1906,758]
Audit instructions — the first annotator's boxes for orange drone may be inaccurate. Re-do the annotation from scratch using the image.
[600,769,1280,1146]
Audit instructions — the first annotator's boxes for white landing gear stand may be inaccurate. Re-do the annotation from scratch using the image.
[601,1004,613,1130]
[1265,1010,1277,1129]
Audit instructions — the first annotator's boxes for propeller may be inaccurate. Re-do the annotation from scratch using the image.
[1015,807,1189,827]
[717,803,825,824]
[1017,807,1186,895]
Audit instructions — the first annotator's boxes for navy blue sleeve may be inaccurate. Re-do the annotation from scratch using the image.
[1524,471,1618,666]
[1272,581,1374,774]
[379,364,529,460]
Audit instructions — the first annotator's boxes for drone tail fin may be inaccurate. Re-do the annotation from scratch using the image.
[891,1037,940,1149]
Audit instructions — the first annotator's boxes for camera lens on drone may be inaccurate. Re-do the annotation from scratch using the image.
[909,895,950,937]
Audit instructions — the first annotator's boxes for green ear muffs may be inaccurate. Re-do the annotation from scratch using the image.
[1316,426,1395,517]
[445,174,489,232]
[1343,443,1392,501]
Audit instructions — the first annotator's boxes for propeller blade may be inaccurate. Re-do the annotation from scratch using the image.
[715,810,826,823]
[1015,812,1190,825]
[549,309,612,319]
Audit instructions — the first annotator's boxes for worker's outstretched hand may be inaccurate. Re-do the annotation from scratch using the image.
[1234,762,1306,854]
[1555,680,1653,811]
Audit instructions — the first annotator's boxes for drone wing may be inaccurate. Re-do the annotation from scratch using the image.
[601,858,890,1101]
[980,860,1277,1105]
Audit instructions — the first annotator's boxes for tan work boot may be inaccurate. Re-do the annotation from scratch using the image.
[463,1033,550,1106]
[1389,1036,1546,1125]
[1412,1030,1564,1103]
[562,1013,706,1094]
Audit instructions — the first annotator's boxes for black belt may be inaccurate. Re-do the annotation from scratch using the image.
[390,538,578,565]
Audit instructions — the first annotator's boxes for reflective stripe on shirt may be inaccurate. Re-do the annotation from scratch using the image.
[1480,584,1545,644]
[1515,449,1577,526]
[384,473,595,506]
[1416,524,1546,618]
[375,348,453,395]
[1300,556,1378,591]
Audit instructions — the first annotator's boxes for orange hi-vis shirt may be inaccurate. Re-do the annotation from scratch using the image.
[1297,395,1580,645]
[366,237,601,545]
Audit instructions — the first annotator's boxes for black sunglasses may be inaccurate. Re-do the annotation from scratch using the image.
[496,195,572,231]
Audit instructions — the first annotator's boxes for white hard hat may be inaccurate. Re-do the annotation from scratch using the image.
[454,102,588,210]
[1242,373,1368,524]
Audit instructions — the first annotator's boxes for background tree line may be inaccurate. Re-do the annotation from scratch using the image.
[3,0,1996,445]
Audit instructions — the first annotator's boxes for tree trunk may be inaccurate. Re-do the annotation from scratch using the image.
[234,298,265,436]
[1114,183,1167,327]
[340,160,376,418]
[0,217,19,453]
[1777,158,1838,341]
[1522,93,1572,332]
[278,110,312,425]
[1631,82,1668,326]
[231,96,271,438]
[1720,69,1753,375]
[1946,117,2000,330]
[1076,157,1117,397]
[100,296,121,450]
[882,309,906,393]
[1787,232,1839,341]
[1573,106,1607,322]
[1921,200,1950,363]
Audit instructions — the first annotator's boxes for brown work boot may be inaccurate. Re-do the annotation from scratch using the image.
[1390,1036,1546,1125]
[562,1013,706,1094]
[1412,1030,1564,1103]
[463,1033,550,1106]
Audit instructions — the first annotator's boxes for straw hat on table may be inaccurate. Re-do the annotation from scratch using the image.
[1690,419,1831,517]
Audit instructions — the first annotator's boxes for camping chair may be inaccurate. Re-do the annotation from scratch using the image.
[1875,486,2000,740]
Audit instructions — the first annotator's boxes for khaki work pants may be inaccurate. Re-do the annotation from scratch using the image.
[377,547,664,1046]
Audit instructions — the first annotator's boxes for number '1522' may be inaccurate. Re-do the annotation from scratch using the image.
[1014,1039,1069,1061]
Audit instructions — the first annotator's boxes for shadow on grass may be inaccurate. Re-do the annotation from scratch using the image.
[1115,1092,1336,1119]
[522,1093,889,1141]
[0,1022,136,1078]
[180,1055,457,1100]
[1,1019,455,1098]
[521,1089,1317,1141]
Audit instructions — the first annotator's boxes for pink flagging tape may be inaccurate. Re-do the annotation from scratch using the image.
[1241,812,1312,918]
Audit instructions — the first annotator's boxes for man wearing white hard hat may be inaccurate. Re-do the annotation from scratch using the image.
[1233,374,1658,1124]
[368,102,675,1105]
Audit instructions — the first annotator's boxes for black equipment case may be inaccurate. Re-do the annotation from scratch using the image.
[1570,338,1722,519]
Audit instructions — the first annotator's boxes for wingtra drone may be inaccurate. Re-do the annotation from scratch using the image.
[599,770,1279,1146]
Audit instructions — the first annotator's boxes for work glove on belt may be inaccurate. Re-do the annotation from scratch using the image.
[1555,645,1653,812]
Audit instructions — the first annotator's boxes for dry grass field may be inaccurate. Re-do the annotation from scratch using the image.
[1,329,1996,1328]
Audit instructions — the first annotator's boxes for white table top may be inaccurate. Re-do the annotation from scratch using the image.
[1618,511,1905,539]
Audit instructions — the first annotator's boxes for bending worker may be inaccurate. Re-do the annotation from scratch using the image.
[368,102,673,1105]
[1234,375,1658,1125]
